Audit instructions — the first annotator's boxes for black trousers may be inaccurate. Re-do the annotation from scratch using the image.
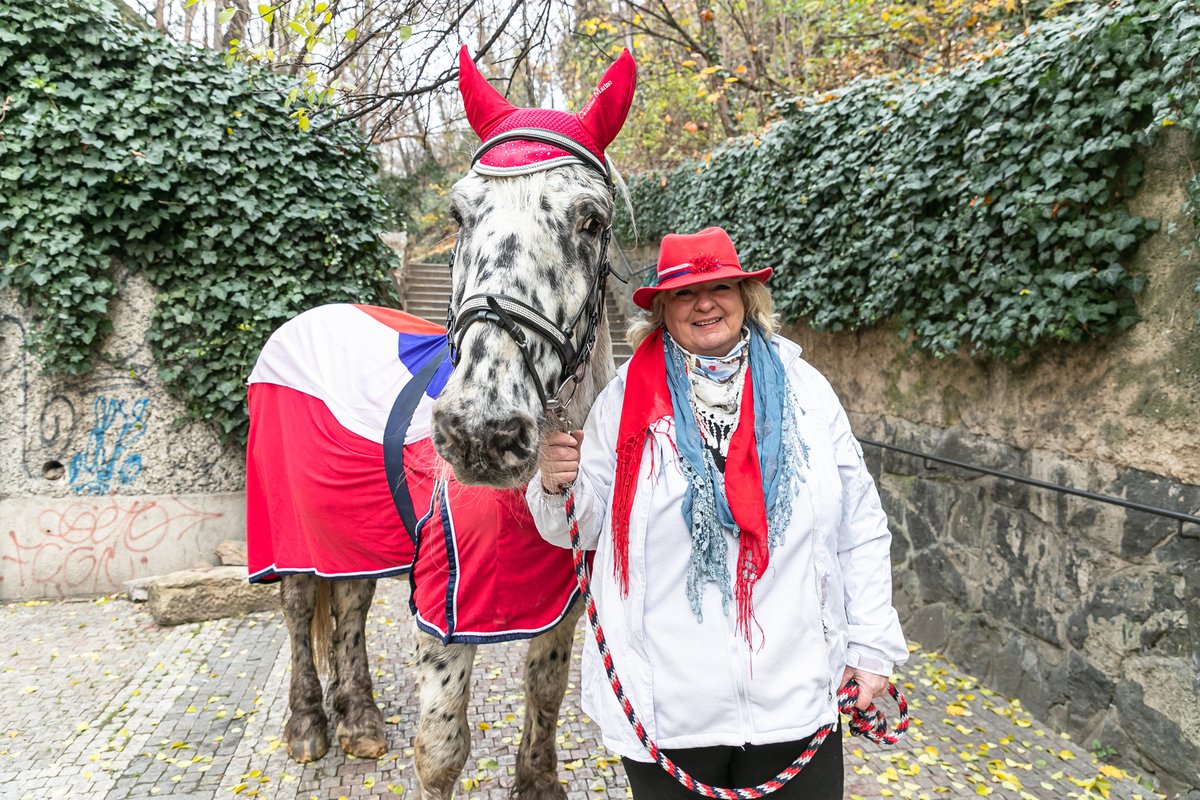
[621,727,843,799]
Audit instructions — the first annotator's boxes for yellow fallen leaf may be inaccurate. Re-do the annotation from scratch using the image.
[946,704,968,716]
[1098,764,1127,780]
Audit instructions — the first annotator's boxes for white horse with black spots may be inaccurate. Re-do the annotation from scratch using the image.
[256,47,637,800]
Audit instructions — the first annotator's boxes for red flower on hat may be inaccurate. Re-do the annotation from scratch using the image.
[690,253,720,273]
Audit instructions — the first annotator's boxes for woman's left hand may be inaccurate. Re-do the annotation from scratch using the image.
[840,666,889,711]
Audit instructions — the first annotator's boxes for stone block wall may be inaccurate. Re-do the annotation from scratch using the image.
[860,418,1200,795]
[1,270,245,600]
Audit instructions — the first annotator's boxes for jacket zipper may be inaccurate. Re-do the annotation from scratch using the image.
[730,608,752,742]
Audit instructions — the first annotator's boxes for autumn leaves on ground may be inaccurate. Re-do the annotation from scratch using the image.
[846,648,1158,800]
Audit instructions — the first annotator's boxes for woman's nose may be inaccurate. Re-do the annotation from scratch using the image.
[694,290,714,308]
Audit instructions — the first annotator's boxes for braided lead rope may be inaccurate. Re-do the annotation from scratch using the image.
[563,487,910,798]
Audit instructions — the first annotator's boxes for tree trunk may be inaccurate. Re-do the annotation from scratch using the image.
[222,0,252,49]
[183,0,197,42]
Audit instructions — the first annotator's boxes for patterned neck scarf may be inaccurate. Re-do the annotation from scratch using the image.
[610,325,807,648]
[684,330,749,384]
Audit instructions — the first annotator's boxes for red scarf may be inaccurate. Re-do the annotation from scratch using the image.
[610,328,770,645]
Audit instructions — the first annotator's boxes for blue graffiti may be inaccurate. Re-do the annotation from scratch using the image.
[68,395,149,495]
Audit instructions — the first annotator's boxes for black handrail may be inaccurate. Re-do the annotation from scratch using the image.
[858,437,1200,533]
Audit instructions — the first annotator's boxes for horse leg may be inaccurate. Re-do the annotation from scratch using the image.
[513,603,583,800]
[327,578,388,758]
[413,627,476,800]
[281,573,330,762]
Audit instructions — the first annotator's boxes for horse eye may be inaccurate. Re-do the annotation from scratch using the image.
[450,207,464,227]
[581,216,602,237]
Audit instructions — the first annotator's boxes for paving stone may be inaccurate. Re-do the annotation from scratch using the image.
[0,580,1167,799]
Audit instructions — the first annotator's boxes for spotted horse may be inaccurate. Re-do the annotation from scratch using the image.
[244,47,636,799]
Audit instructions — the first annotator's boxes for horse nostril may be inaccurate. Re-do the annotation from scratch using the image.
[487,418,531,460]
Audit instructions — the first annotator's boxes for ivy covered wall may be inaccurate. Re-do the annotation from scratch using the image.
[0,0,396,442]
[618,0,1199,359]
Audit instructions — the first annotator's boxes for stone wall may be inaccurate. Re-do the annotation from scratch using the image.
[1,270,245,601]
[780,131,1200,796]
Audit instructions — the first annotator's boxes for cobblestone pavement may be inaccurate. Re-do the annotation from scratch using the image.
[0,579,1162,800]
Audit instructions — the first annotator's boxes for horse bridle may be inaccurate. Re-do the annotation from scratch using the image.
[445,129,615,417]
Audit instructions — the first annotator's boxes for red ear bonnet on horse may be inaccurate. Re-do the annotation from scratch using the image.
[459,45,637,177]
[458,46,518,141]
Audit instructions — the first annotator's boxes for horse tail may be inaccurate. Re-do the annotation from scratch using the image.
[312,580,334,677]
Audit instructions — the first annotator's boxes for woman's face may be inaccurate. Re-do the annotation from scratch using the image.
[661,278,746,356]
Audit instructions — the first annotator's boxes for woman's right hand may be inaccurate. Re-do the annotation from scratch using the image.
[539,430,584,493]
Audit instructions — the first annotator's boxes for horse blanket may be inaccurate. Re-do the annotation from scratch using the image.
[246,303,580,643]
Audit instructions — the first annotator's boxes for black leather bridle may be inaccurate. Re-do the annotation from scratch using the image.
[445,129,615,417]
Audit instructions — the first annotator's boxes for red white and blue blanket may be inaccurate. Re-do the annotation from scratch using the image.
[246,303,579,643]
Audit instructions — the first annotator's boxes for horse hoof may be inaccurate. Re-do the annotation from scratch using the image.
[338,728,387,759]
[285,713,330,763]
[285,731,330,763]
[511,773,567,800]
[337,708,388,759]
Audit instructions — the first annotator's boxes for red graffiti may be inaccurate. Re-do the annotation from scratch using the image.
[3,498,222,594]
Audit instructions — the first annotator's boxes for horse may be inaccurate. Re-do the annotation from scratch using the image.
[245,46,636,800]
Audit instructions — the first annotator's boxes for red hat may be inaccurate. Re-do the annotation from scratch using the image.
[459,46,637,177]
[632,227,773,310]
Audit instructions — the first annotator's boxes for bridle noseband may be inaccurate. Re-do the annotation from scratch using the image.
[445,130,615,417]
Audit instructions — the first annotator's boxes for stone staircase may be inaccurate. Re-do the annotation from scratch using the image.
[402,261,633,365]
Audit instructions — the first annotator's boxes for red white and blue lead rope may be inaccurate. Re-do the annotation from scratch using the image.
[563,486,910,798]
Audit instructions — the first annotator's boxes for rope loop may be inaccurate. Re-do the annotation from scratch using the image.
[563,485,908,797]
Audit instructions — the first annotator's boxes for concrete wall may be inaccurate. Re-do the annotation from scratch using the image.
[781,131,1200,796]
[1,270,245,601]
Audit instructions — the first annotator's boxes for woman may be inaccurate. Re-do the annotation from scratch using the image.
[525,227,907,798]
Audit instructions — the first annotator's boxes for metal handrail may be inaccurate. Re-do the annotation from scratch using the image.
[858,437,1200,536]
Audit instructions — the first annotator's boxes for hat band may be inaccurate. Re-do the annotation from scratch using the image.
[656,260,739,286]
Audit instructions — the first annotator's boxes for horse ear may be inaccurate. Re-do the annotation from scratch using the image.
[459,45,516,140]
[575,49,637,153]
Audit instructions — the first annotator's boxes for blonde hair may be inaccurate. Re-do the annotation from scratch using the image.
[626,278,779,349]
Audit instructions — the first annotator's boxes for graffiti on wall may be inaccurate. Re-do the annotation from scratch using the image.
[68,395,149,494]
[2,498,222,594]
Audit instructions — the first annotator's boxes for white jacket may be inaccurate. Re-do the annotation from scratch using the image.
[525,336,907,761]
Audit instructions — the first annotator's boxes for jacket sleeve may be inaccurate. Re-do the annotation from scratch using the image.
[827,386,909,676]
[525,378,622,549]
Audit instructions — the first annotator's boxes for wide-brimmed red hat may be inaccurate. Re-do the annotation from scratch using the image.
[632,227,773,310]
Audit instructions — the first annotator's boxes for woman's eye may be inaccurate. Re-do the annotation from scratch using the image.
[674,288,694,298]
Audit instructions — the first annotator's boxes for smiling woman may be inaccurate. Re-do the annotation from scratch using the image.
[530,226,908,798]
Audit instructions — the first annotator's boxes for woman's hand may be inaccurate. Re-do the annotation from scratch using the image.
[539,430,584,493]
[840,666,889,711]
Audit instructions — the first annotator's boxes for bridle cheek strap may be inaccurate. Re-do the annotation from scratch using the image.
[446,231,610,414]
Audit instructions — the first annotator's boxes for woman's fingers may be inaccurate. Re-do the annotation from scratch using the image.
[841,666,889,710]
[539,430,584,492]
